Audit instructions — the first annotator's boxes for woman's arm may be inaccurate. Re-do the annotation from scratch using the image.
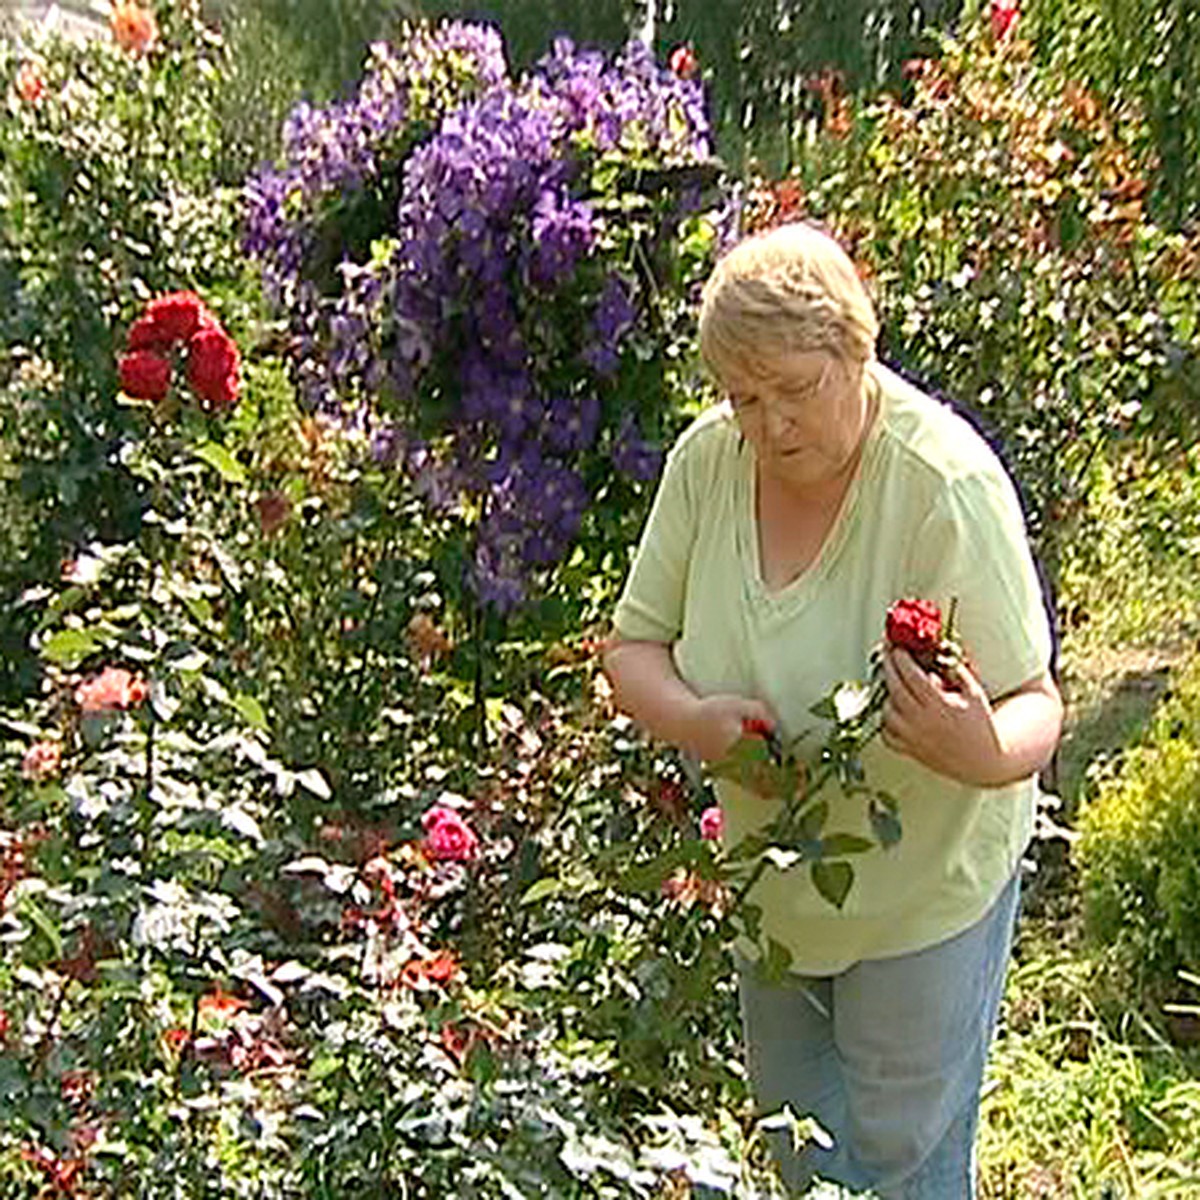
[603,636,776,763]
[881,648,1063,787]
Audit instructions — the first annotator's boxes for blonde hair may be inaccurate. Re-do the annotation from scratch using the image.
[699,222,879,384]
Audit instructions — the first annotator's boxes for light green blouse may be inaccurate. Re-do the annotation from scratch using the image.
[613,362,1053,975]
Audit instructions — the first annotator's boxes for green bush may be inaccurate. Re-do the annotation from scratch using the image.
[1076,652,1200,994]
[1015,0,1200,227]
[0,2,259,697]
[769,19,1200,582]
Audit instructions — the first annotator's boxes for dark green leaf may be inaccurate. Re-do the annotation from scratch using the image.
[812,861,854,910]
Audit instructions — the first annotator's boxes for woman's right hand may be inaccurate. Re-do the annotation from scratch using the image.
[681,694,778,763]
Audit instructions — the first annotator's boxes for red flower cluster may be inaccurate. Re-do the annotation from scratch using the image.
[74,666,149,714]
[421,806,480,864]
[118,291,240,411]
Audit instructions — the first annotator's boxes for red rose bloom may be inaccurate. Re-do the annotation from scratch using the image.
[669,44,699,80]
[420,805,480,864]
[186,326,240,410]
[990,0,1019,40]
[885,598,943,662]
[118,350,172,401]
[127,292,211,351]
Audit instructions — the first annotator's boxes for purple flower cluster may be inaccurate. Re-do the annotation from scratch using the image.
[245,21,717,610]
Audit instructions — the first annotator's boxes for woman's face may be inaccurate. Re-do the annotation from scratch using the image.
[723,349,872,491]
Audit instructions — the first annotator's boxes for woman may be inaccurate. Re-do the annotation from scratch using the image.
[602,222,1062,1197]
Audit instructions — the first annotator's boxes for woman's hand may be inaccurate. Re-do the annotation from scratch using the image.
[880,647,1062,787]
[680,693,778,764]
[602,637,776,763]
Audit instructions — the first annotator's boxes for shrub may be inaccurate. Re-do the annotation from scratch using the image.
[1076,652,1200,994]
[0,1,255,696]
[758,18,1200,583]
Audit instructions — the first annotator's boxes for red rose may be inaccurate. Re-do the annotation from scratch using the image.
[990,0,1019,40]
[118,350,172,401]
[741,716,774,738]
[186,326,240,410]
[669,44,698,80]
[885,598,943,662]
[145,291,210,342]
[420,805,480,863]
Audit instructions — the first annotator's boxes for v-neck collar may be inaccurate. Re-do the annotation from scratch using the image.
[736,368,888,615]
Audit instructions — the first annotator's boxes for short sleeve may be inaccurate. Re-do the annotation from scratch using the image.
[612,432,700,643]
[905,468,1052,699]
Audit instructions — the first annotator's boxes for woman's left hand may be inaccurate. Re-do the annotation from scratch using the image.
[880,646,1004,785]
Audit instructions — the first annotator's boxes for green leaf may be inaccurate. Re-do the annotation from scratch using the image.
[812,861,854,910]
[759,937,794,984]
[796,800,829,842]
[17,895,63,959]
[817,833,876,857]
[521,877,561,905]
[308,1055,341,1082]
[41,627,100,667]
[192,441,247,483]
[709,735,795,801]
[229,693,267,730]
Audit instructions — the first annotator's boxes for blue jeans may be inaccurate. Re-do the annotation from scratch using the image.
[738,874,1020,1198]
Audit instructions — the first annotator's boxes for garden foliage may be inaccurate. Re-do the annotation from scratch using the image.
[1076,651,1200,995]
[756,18,1200,580]
[0,1,252,696]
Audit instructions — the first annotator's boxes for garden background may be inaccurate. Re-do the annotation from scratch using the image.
[4,0,1200,1195]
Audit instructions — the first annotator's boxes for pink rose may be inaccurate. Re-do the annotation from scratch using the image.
[21,741,61,781]
[699,805,724,841]
[74,666,149,714]
[421,805,480,863]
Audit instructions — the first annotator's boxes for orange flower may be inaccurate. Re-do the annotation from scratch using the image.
[15,62,44,105]
[198,985,248,1019]
[399,951,460,989]
[110,1,158,56]
[407,613,452,666]
[74,666,149,714]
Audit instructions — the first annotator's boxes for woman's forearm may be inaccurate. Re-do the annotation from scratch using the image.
[602,636,777,762]
[989,679,1063,786]
[601,638,702,748]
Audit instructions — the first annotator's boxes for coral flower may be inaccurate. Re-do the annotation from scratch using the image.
[131,291,211,347]
[21,741,61,781]
[74,666,149,714]
[15,62,44,104]
[110,1,158,56]
[198,985,248,1018]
